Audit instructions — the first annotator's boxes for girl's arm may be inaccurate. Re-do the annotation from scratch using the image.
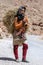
[16,28,23,36]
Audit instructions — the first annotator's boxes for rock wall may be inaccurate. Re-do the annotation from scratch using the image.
[0,0,43,38]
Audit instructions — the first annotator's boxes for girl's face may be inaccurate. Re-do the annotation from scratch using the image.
[19,9,25,14]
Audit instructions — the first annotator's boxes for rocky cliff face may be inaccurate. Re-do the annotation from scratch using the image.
[0,0,43,38]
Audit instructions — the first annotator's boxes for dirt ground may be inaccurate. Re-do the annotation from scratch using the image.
[0,35,43,65]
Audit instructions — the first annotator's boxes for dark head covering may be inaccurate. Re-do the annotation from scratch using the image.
[16,6,26,16]
[18,6,26,12]
[15,6,26,21]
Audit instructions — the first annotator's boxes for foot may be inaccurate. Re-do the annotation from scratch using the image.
[22,59,29,63]
[15,58,20,62]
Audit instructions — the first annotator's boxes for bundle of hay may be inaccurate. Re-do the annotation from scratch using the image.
[3,8,18,34]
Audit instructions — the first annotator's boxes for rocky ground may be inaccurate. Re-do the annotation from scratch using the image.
[0,0,43,38]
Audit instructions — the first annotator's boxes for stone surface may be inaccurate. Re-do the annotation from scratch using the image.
[0,0,43,38]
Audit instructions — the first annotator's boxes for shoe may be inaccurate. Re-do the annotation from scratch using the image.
[22,59,29,63]
[15,58,20,62]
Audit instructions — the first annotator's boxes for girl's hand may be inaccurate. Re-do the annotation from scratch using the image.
[16,29,23,36]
